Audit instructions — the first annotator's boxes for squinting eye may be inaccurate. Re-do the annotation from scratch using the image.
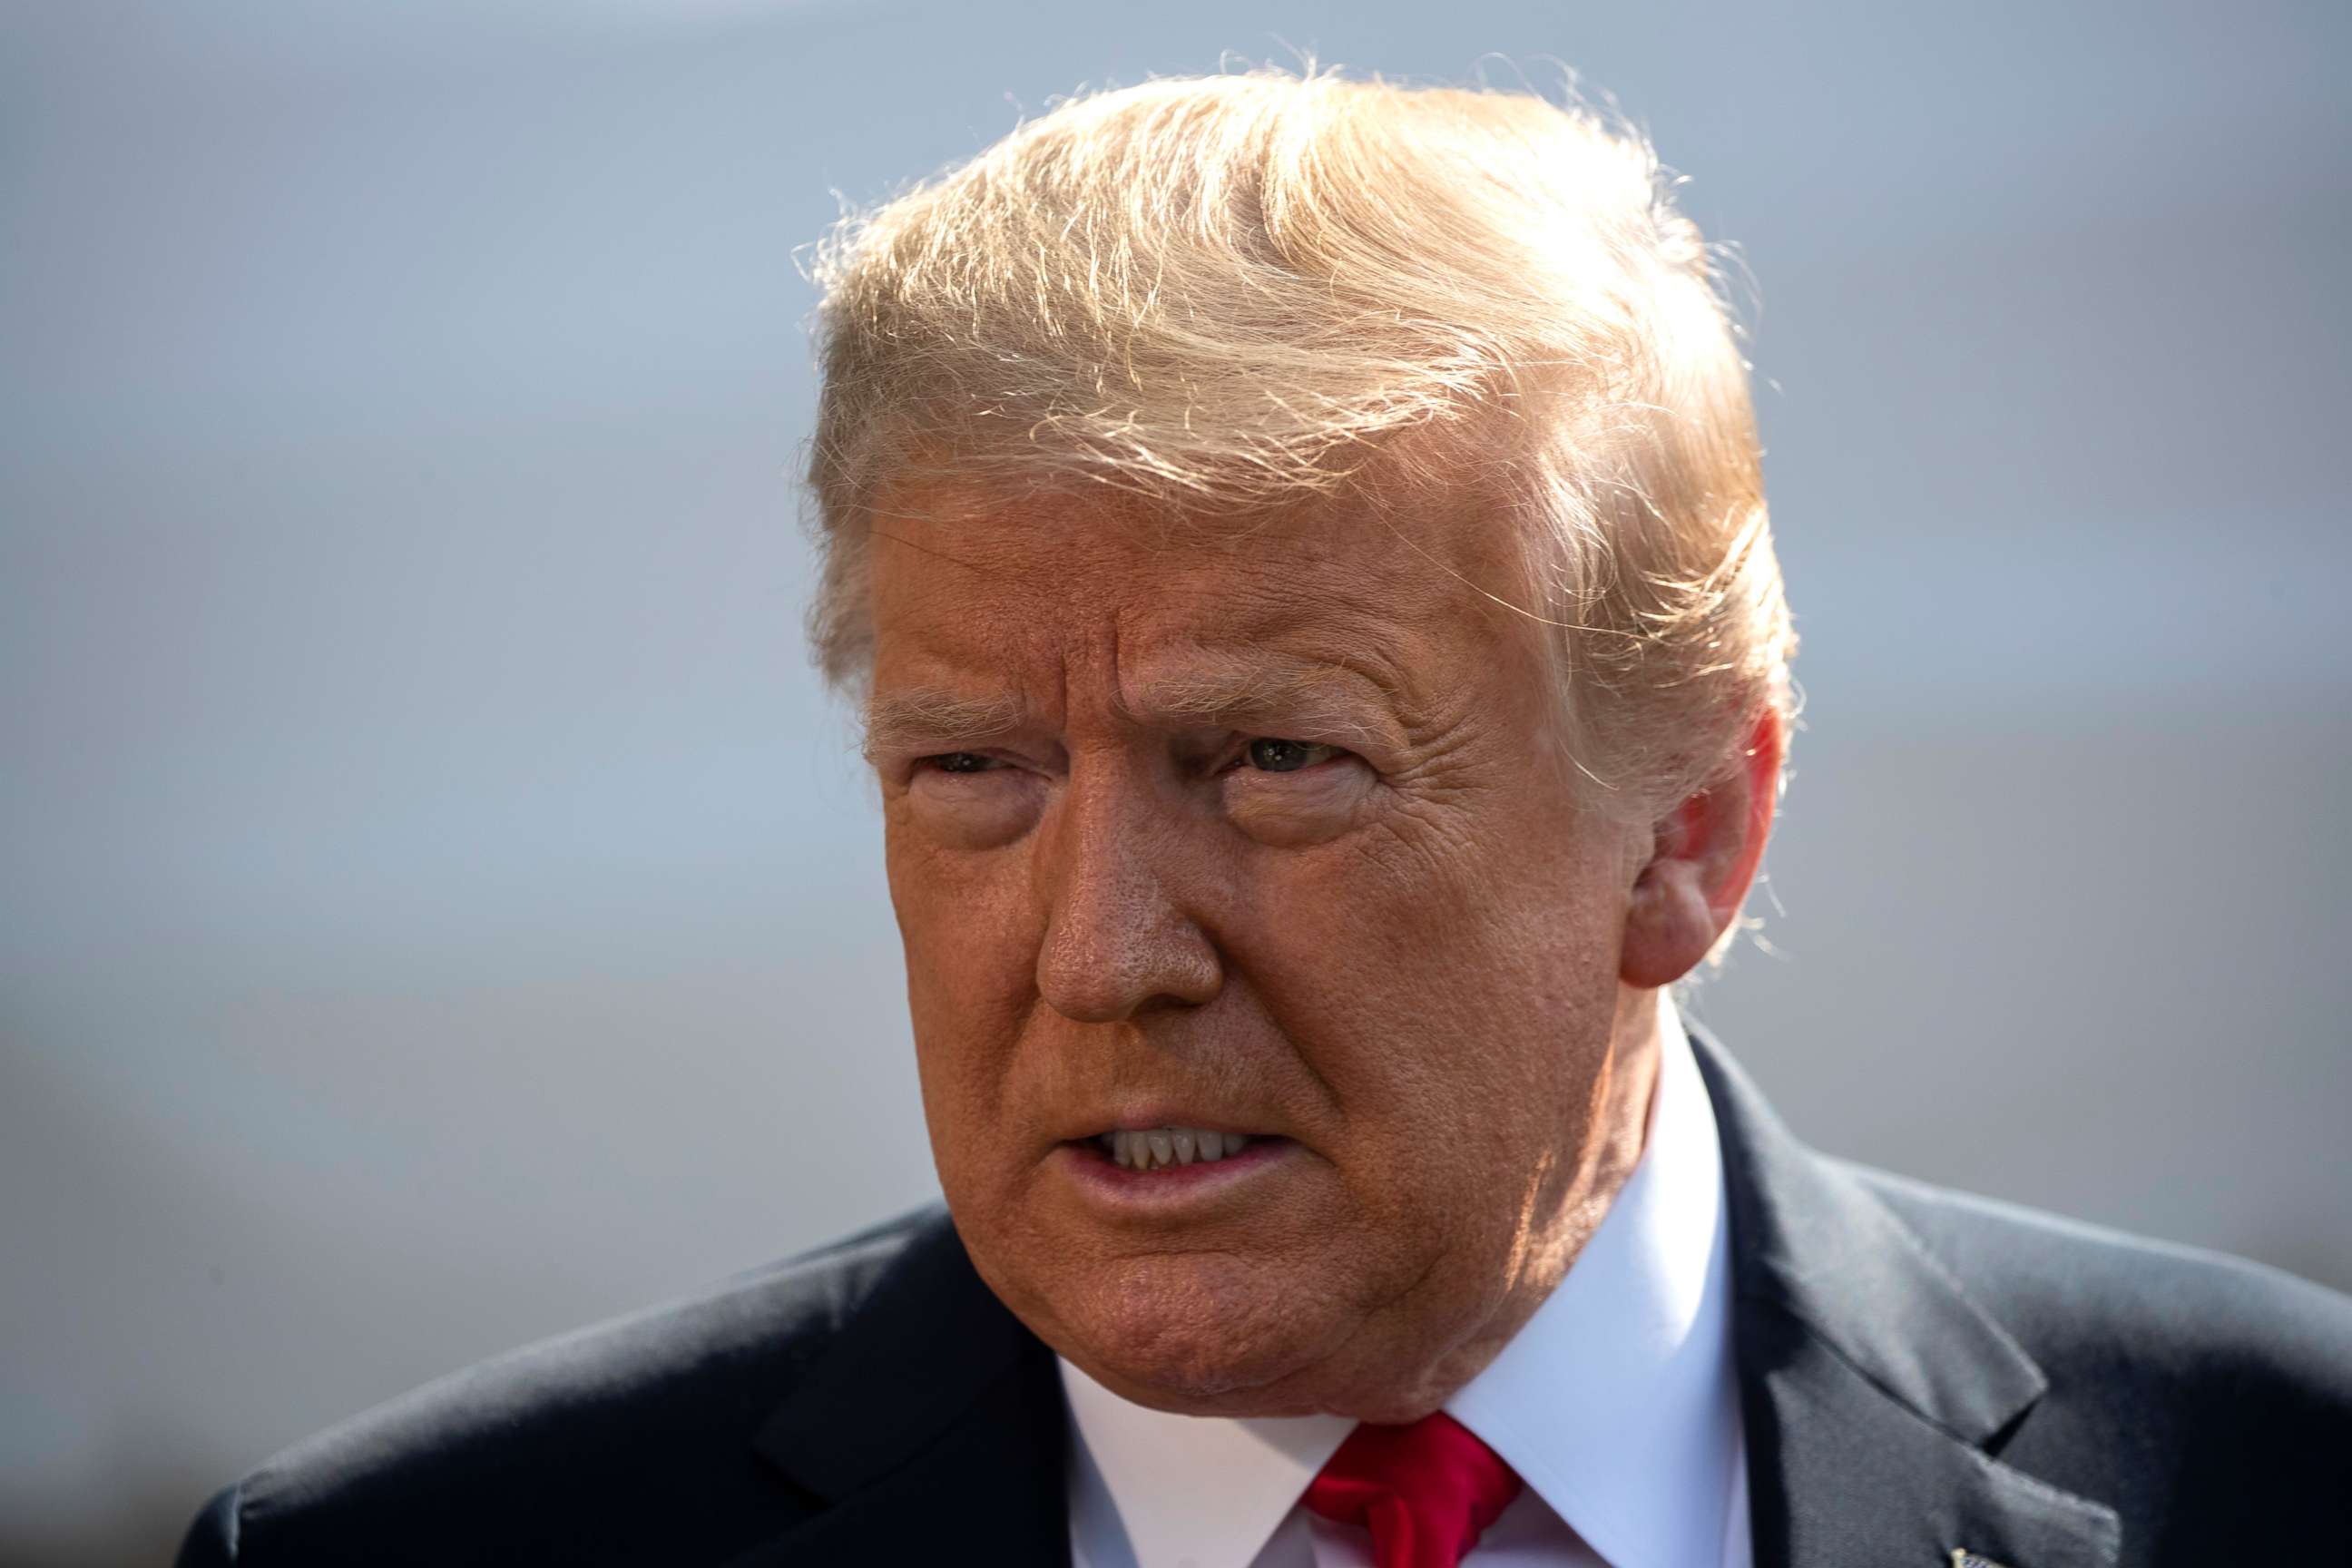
[920,752,1000,775]
[1245,738,1338,773]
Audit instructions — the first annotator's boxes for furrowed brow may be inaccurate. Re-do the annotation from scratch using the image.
[1125,662,1400,748]
[859,688,1027,764]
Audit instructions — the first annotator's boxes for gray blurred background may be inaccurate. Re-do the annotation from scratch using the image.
[3,1,2347,1562]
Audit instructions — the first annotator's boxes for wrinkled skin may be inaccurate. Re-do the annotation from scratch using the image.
[863,484,1779,1421]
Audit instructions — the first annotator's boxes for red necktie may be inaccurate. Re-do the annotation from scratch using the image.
[1302,1412,1524,1568]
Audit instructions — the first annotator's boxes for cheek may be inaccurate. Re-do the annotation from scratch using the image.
[885,798,1036,987]
[1246,801,1625,1147]
[883,820,1042,1137]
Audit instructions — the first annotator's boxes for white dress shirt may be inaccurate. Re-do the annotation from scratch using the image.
[1061,992,1751,1568]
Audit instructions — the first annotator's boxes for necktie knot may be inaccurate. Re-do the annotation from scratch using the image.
[1302,1411,1524,1568]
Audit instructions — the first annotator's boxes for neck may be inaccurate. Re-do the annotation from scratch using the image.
[1343,985,1669,1421]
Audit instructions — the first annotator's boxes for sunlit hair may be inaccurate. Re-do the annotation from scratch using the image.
[804,68,1795,818]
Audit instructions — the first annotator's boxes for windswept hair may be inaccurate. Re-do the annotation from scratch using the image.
[804,68,1795,816]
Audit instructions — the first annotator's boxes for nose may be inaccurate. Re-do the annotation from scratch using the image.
[1034,766,1223,1023]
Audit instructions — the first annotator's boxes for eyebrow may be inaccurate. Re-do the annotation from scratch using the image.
[859,689,1028,764]
[861,658,1403,764]
[1118,658,1402,749]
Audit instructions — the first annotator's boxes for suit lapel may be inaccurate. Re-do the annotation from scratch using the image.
[1690,1028,2122,1568]
[732,1210,1069,1567]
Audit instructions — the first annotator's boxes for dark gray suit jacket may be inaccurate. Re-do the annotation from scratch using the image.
[177,1030,2352,1565]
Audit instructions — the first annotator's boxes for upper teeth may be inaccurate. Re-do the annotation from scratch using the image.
[1102,1126,1250,1171]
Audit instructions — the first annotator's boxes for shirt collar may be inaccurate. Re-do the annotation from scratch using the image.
[1061,1357,1352,1568]
[1057,991,1740,1568]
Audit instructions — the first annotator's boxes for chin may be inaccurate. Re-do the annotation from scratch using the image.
[1023,1247,1348,1416]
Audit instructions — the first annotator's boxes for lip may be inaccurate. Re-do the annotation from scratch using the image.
[1051,1135,1297,1213]
[1063,1110,1265,1138]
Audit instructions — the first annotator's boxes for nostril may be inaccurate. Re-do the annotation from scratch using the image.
[1036,938,1222,1024]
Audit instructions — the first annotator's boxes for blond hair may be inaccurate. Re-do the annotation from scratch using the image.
[804,69,1794,817]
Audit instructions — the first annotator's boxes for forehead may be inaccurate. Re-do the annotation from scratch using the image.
[864,481,1525,688]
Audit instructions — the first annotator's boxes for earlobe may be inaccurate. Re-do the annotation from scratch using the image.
[1616,709,1785,988]
[1620,855,1720,988]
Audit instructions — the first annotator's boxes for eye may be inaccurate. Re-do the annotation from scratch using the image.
[917,751,1002,775]
[1243,738,1343,773]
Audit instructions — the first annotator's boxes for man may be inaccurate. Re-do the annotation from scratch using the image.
[179,72,2349,1568]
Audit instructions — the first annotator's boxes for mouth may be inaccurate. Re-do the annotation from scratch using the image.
[1053,1123,1296,1208]
[1093,1126,1255,1171]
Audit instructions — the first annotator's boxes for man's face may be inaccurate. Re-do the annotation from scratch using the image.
[865,485,1654,1419]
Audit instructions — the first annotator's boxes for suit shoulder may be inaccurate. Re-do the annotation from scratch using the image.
[1851,1165,2352,1407]
[177,1206,945,1566]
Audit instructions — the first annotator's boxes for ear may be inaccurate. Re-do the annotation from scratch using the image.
[1619,707,1786,988]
